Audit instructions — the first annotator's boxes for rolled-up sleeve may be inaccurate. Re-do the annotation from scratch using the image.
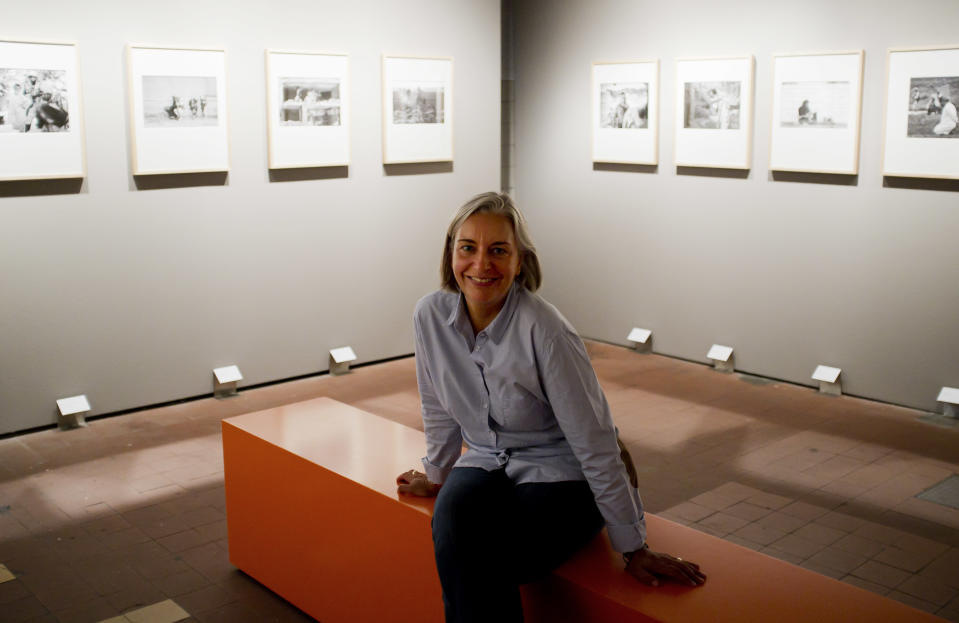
[414,314,463,484]
[540,329,647,553]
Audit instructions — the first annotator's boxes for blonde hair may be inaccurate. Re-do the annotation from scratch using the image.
[440,192,542,292]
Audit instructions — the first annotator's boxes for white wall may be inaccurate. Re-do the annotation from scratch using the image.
[0,0,501,434]
[512,0,959,411]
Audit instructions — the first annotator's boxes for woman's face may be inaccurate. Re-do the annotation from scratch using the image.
[452,212,522,321]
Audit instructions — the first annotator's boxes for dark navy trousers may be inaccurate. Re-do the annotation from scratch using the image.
[431,467,604,623]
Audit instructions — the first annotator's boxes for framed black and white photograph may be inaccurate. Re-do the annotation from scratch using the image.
[266,50,349,169]
[382,55,452,164]
[883,45,959,179]
[592,60,658,165]
[0,38,84,180]
[769,51,864,174]
[675,56,754,169]
[127,45,229,175]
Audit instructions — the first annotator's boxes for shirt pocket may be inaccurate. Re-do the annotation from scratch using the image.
[504,386,550,432]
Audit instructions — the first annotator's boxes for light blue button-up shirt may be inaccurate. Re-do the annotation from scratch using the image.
[414,282,647,553]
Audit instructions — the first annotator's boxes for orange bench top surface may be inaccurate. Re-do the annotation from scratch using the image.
[223,397,943,623]
[224,397,436,516]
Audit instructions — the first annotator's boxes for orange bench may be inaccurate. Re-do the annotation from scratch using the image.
[222,397,941,623]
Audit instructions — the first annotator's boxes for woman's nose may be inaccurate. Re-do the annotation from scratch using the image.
[476,250,492,268]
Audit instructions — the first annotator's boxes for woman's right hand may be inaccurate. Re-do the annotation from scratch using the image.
[396,469,441,497]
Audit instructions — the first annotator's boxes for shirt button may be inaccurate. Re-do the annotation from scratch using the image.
[482,402,488,410]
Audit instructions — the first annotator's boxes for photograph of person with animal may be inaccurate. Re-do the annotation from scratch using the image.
[908,76,959,137]
[0,68,69,133]
[599,81,648,129]
[279,77,341,126]
[683,81,740,129]
[392,84,445,124]
[779,80,850,128]
[141,75,218,128]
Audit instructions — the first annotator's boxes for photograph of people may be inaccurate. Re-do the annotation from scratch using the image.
[933,93,958,135]
[907,78,959,138]
[397,192,705,623]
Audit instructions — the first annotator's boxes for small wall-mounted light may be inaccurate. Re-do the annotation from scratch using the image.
[937,386,959,418]
[330,346,357,376]
[706,344,734,373]
[626,327,652,353]
[811,365,842,397]
[213,365,243,399]
[56,394,91,430]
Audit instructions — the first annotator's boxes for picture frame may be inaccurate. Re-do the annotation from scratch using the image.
[382,55,453,164]
[0,38,85,181]
[769,51,864,175]
[674,56,754,169]
[592,60,659,165]
[266,49,349,169]
[882,45,959,179]
[127,44,229,175]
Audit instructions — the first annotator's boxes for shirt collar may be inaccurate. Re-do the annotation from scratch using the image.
[445,280,523,343]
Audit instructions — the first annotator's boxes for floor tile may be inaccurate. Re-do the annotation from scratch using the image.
[814,510,868,533]
[799,560,844,580]
[920,548,959,589]
[851,560,913,589]
[767,534,824,559]
[723,501,773,522]
[886,590,939,614]
[841,574,890,596]
[854,521,907,545]
[123,599,190,623]
[759,547,805,566]
[778,500,831,521]
[0,578,31,604]
[754,511,807,534]
[732,523,788,547]
[695,512,750,536]
[53,595,118,623]
[744,491,793,511]
[873,545,939,573]
[804,547,869,575]
[792,523,847,546]
[661,502,714,523]
[172,585,234,615]
[896,574,958,607]
[3,594,50,622]
[0,563,15,583]
[150,569,210,599]
[832,533,886,558]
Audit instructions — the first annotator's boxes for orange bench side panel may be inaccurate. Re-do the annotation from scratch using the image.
[222,399,443,623]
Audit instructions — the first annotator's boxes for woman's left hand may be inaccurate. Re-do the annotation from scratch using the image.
[626,546,706,587]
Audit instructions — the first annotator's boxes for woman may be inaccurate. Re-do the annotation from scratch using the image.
[398,192,705,622]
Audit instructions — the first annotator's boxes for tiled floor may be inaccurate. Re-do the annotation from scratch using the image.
[1,341,958,622]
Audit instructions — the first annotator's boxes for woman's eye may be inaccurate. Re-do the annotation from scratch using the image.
[459,245,474,252]
[492,247,507,255]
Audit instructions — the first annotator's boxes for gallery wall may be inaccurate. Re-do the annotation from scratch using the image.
[0,0,501,434]
[511,0,959,412]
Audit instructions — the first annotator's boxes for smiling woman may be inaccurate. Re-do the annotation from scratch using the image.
[449,212,522,331]
[397,192,705,623]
